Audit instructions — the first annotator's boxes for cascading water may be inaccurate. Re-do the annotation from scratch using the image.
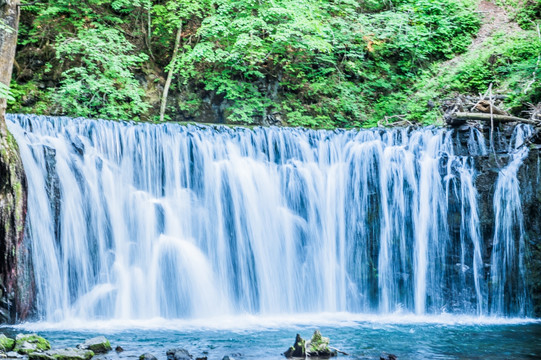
[5,114,532,321]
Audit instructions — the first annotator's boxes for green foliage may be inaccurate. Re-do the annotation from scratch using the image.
[403,28,541,123]
[0,82,15,102]
[15,0,541,128]
[516,0,541,29]
[54,26,149,120]
[180,0,479,127]
[7,81,51,114]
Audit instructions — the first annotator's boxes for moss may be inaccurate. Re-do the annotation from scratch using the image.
[78,337,111,354]
[0,334,15,352]
[14,334,51,354]
[29,348,94,360]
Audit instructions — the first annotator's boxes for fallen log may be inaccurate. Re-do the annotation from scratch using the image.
[446,112,539,126]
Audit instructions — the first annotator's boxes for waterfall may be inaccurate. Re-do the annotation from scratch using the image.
[490,126,533,316]
[5,114,532,321]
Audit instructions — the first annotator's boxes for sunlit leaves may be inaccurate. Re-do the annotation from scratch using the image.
[54,26,149,120]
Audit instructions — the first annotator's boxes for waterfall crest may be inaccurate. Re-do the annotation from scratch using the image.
[6,114,531,321]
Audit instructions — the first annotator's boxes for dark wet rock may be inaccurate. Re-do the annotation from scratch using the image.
[166,348,192,360]
[195,357,207,360]
[221,357,233,360]
[284,331,336,358]
[0,335,15,352]
[139,353,157,360]
[77,337,111,354]
[29,348,94,360]
[284,334,305,358]
[0,126,31,324]
[14,334,51,355]
[114,347,123,353]
[380,354,397,360]
[518,147,541,316]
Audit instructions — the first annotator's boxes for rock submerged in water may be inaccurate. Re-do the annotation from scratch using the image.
[139,353,158,360]
[14,334,51,355]
[166,348,192,360]
[28,348,94,360]
[284,331,337,358]
[76,337,111,354]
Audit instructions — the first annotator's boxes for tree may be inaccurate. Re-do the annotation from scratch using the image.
[154,0,212,122]
[0,0,20,129]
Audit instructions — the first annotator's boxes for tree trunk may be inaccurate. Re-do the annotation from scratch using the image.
[447,112,539,126]
[1,0,20,129]
[159,22,182,122]
[0,0,32,323]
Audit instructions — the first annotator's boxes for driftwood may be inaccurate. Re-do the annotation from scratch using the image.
[446,112,539,126]
[474,100,508,115]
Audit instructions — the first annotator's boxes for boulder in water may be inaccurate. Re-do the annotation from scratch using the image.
[221,357,234,360]
[284,331,337,358]
[77,337,111,354]
[0,335,15,352]
[115,346,123,353]
[14,334,51,354]
[139,353,157,360]
[305,331,337,358]
[28,348,94,360]
[166,348,192,360]
[284,334,305,358]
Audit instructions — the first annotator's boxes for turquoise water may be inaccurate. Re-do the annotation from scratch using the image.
[3,315,541,359]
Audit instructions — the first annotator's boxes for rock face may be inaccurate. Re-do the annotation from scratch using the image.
[28,348,94,360]
[517,146,541,316]
[13,334,51,355]
[76,337,111,354]
[1,0,32,324]
[0,126,31,323]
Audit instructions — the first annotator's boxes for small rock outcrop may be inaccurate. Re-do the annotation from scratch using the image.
[0,334,15,352]
[76,337,111,354]
[284,334,305,358]
[139,353,157,360]
[166,348,192,360]
[13,334,50,355]
[284,331,337,358]
[28,348,94,360]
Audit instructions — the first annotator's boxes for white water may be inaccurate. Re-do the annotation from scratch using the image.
[5,114,532,322]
